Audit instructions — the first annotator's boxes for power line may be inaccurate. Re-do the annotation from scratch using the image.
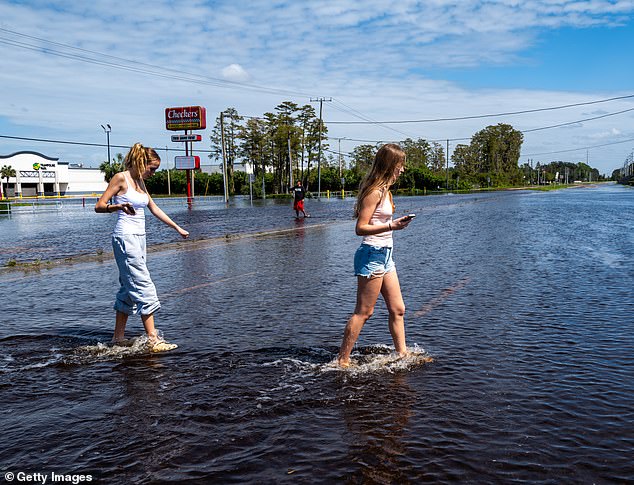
[327,106,634,144]
[0,134,215,154]
[0,28,313,98]
[521,107,634,133]
[6,28,632,133]
[327,94,634,124]
[3,133,632,166]
[325,136,385,143]
[523,137,634,157]
[4,102,633,164]
[330,98,417,139]
[323,147,354,158]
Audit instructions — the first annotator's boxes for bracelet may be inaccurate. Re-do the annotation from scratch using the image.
[106,204,110,213]
[388,222,392,231]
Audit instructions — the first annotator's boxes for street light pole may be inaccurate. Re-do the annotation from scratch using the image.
[101,124,112,166]
[166,145,171,196]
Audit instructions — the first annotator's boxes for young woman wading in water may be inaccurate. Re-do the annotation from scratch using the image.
[338,143,414,367]
[95,143,189,352]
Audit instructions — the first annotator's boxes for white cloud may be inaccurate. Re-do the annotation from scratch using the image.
[221,64,250,82]
[590,127,624,138]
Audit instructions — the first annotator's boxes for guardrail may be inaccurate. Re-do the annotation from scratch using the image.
[0,195,229,215]
[4,199,64,214]
[0,201,10,215]
[0,192,356,215]
[312,190,354,199]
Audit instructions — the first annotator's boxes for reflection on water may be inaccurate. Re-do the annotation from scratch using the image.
[340,371,418,483]
[1,185,633,482]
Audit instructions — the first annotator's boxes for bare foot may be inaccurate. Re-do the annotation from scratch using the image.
[149,340,178,352]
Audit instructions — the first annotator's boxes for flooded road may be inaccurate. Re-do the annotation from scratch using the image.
[1,186,633,483]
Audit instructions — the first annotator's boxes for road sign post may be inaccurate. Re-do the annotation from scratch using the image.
[166,106,206,209]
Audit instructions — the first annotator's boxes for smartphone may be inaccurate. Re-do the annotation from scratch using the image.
[127,204,136,215]
[404,213,416,220]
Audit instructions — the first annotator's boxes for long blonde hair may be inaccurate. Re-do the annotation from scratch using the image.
[124,143,160,179]
[354,143,405,217]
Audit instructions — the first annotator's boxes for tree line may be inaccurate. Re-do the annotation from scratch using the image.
[99,101,609,195]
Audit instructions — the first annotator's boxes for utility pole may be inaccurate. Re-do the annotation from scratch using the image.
[310,97,332,198]
[446,139,449,190]
[300,129,305,183]
[288,134,293,188]
[220,112,229,204]
[586,150,590,182]
[529,158,532,185]
[338,138,342,178]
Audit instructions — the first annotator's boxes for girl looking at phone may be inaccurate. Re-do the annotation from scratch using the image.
[338,143,413,367]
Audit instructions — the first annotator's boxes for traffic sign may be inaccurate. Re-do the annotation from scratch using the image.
[171,134,202,142]
[174,156,201,170]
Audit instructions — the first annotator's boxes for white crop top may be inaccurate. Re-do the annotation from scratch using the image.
[361,189,393,248]
[112,172,149,236]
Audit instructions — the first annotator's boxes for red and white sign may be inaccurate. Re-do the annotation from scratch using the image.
[174,156,201,170]
[171,134,202,142]
[165,106,207,131]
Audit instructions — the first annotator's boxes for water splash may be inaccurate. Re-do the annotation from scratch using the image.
[325,344,434,375]
[71,335,152,362]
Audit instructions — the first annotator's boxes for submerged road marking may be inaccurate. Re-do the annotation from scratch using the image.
[162,272,257,298]
[414,276,471,317]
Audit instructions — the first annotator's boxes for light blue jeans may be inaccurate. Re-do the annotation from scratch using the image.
[112,234,160,315]
[353,244,395,278]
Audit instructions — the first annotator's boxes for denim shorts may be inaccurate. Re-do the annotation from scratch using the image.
[353,244,395,278]
[112,234,161,316]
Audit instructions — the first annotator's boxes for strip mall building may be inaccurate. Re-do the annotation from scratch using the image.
[0,151,107,197]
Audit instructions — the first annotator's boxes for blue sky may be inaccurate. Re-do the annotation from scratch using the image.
[431,25,634,91]
[1,0,633,175]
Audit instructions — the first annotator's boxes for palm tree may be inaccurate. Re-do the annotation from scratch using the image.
[1,165,16,199]
[99,153,124,182]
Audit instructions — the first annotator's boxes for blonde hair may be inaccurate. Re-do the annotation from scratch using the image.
[124,143,160,178]
[354,143,405,217]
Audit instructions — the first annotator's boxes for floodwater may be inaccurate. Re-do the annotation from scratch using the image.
[1,185,633,483]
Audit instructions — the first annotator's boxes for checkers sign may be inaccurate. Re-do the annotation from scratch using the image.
[165,106,207,131]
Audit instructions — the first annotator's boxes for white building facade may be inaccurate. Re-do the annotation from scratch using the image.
[0,151,107,197]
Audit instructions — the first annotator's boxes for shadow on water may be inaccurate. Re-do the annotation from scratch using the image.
[2,186,634,482]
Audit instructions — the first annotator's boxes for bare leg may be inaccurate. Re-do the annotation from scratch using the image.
[338,275,383,366]
[380,270,407,355]
[113,311,129,342]
[141,313,158,343]
[142,314,177,352]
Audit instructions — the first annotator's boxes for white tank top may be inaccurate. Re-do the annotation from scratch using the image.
[362,189,393,248]
[112,172,149,236]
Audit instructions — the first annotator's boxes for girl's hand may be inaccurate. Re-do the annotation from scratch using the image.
[392,215,413,230]
[177,227,189,239]
[121,203,136,215]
